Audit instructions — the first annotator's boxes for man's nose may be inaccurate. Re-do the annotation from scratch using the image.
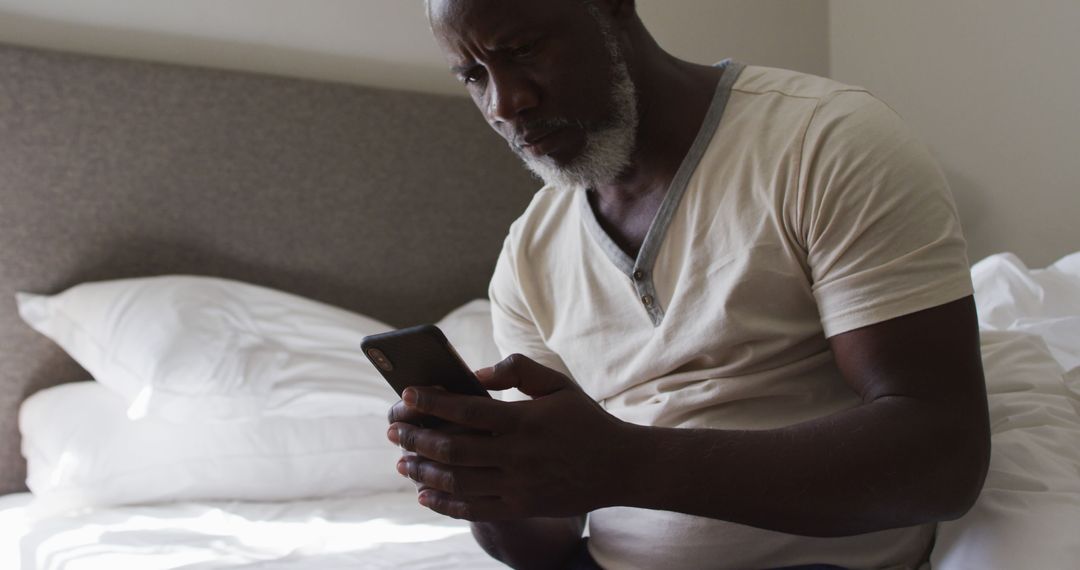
[486,69,539,125]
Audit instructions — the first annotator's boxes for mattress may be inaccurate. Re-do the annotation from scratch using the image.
[0,491,505,569]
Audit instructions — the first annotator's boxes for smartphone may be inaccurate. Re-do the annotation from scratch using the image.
[362,324,490,427]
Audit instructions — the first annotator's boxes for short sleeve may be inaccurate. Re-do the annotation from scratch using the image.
[799,90,973,337]
[488,233,573,379]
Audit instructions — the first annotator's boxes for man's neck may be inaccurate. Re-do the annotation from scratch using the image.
[594,53,722,202]
[587,53,724,256]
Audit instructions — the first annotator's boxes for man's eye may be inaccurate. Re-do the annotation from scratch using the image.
[511,41,538,58]
[461,68,486,85]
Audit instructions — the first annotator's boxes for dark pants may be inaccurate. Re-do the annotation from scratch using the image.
[564,539,601,570]
[565,538,848,570]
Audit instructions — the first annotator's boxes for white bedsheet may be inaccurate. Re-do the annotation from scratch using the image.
[0,492,505,569]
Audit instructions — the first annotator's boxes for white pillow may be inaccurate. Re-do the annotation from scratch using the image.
[17,276,398,422]
[972,252,1080,376]
[19,381,412,511]
[932,330,1080,569]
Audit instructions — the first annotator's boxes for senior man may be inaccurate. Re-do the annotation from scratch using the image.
[387,0,991,568]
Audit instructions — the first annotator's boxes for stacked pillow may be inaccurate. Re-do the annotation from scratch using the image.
[19,381,410,510]
[17,275,501,509]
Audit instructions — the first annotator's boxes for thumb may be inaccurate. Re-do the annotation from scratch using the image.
[475,354,573,398]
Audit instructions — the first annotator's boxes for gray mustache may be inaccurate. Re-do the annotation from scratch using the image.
[510,117,611,149]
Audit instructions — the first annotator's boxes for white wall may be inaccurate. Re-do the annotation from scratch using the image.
[0,0,458,95]
[0,0,829,95]
[638,0,829,77]
[829,0,1080,266]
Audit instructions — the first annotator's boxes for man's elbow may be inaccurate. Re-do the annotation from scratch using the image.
[932,423,991,521]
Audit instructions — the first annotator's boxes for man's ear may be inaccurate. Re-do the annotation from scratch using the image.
[593,0,636,21]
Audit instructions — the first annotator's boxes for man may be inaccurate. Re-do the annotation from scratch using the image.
[387,0,991,568]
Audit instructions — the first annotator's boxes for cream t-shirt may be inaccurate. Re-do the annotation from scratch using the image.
[488,63,972,569]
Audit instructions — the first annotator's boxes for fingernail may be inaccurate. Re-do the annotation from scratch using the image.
[475,367,493,381]
[387,425,399,444]
[396,458,408,477]
[402,388,417,406]
[418,492,430,507]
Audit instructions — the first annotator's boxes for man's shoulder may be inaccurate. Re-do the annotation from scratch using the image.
[723,64,904,162]
[733,64,869,104]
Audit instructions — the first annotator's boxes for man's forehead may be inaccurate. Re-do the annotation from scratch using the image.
[428,0,585,30]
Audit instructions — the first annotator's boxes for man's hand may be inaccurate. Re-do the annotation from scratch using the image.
[386,354,628,521]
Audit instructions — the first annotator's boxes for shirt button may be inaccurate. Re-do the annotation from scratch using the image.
[642,294,653,307]
[633,270,645,281]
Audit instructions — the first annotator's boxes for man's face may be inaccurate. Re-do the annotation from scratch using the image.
[430,0,639,188]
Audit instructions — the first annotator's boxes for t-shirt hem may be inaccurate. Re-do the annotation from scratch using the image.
[820,278,974,338]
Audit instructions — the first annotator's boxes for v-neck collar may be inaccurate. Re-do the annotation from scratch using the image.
[580,59,745,326]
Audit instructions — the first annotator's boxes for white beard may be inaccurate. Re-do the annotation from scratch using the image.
[513,17,639,190]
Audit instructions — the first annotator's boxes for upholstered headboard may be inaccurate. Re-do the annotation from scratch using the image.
[0,43,536,494]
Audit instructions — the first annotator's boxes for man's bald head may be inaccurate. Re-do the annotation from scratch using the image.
[426,0,604,21]
[425,0,643,188]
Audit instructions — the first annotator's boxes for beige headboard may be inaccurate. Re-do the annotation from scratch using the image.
[0,43,536,494]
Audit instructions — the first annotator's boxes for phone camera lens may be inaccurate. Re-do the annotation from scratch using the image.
[367,348,394,372]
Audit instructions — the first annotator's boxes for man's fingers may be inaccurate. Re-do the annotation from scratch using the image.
[473,365,504,389]
[403,388,516,432]
[401,456,503,497]
[387,400,428,426]
[389,423,500,467]
[417,490,506,521]
[482,354,575,398]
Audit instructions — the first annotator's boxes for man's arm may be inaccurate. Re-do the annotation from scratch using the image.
[390,296,990,537]
[621,296,990,535]
[470,517,585,570]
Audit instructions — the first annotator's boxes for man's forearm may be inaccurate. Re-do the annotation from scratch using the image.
[471,515,586,570]
[613,396,989,537]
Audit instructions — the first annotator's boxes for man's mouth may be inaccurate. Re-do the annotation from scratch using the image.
[521,127,562,146]
[516,126,570,157]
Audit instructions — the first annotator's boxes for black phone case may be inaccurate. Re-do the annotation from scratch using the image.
[361,324,490,400]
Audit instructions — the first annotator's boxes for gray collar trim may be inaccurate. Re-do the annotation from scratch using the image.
[580,60,745,326]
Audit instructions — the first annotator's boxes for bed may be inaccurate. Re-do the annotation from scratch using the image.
[0,42,531,569]
[2,43,1079,569]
